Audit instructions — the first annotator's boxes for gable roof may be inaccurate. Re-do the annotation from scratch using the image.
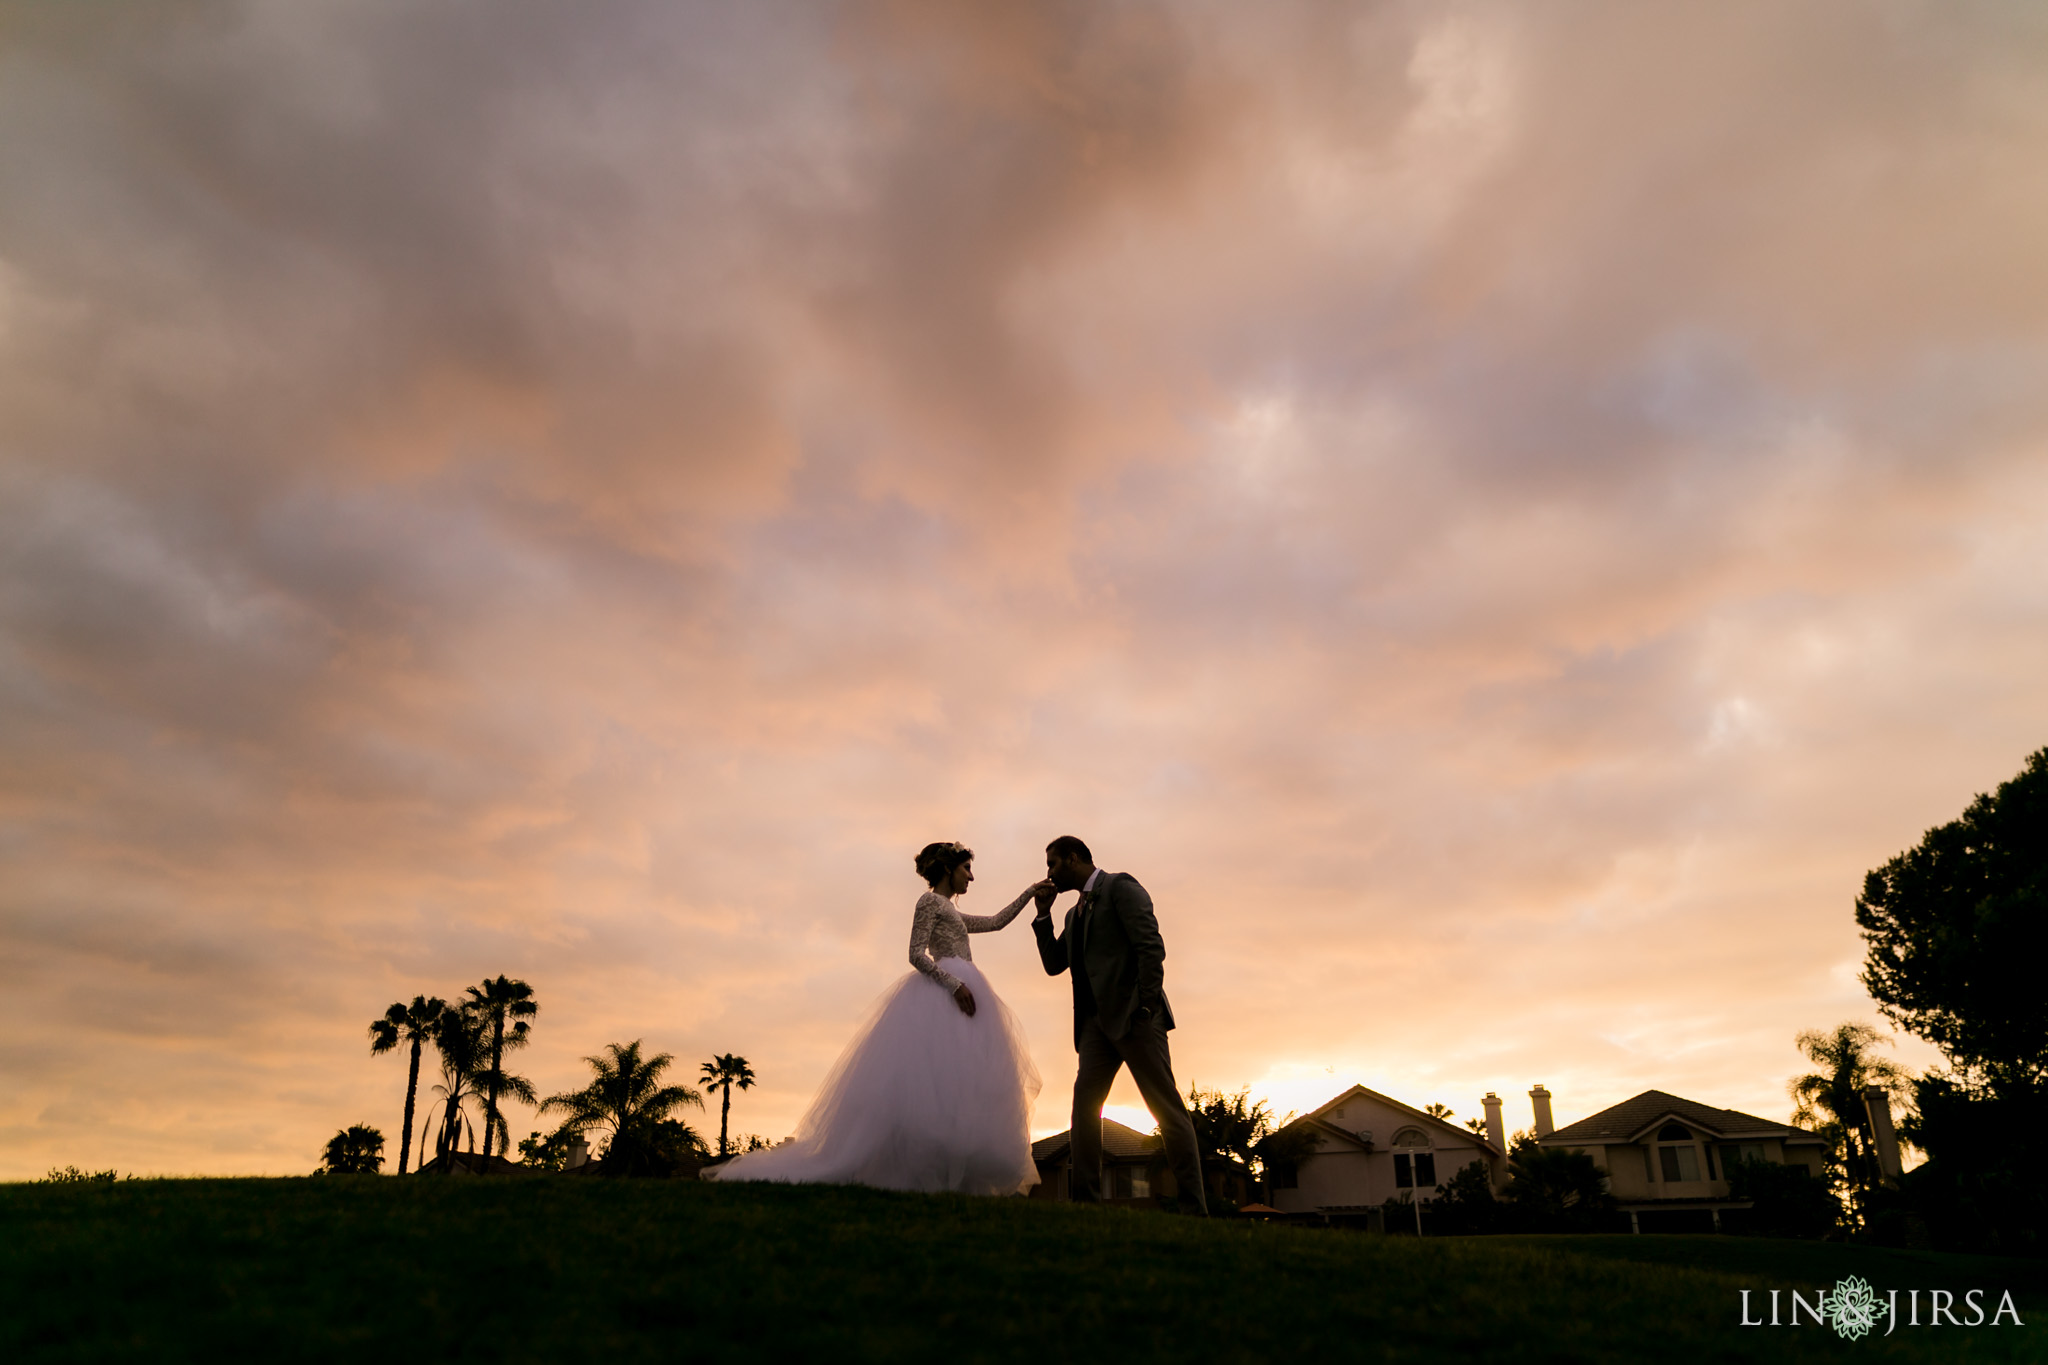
[1031,1117,1160,1163]
[1277,1084,1502,1158]
[1542,1090,1821,1145]
[413,1152,532,1176]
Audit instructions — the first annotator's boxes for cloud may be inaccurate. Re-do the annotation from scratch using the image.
[3,0,2043,1174]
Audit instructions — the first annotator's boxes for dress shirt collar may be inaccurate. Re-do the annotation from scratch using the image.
[1081,868,1101,896]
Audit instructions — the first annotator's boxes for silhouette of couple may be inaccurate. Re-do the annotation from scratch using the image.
[708,836,1206,1214]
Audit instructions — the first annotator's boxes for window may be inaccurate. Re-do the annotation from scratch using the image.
[1393,1153,1437,1188]
[1110,1167,1150,1199]
[1653,1122,1702,1182]
[1392,1129,1435,1189]
[1660,1145,1701,1181]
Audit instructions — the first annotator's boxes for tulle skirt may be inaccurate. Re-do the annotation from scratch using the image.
[705,958,1041,1196]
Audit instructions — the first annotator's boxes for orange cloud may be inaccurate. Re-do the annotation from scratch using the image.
[3,1,2039,1175]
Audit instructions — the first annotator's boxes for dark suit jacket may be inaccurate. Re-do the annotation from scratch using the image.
[1033,871,1175,1048]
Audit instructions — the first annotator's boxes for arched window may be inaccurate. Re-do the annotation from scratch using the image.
[1658,1123,1692,1141]
[1391,1128,1435,1191]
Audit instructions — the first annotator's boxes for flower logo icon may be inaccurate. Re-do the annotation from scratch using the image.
[1828,1275,1881,1341]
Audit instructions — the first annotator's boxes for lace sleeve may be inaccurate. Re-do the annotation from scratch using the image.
[959,886,1034,933]
[908,891,963,995]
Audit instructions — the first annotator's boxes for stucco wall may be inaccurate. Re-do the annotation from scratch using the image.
[1275,1094,1498,1212]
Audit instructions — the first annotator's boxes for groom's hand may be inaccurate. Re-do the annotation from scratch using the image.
[1030,879,1056,914]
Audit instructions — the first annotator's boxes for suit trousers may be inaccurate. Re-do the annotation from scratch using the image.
[1069,1014,1207,1214]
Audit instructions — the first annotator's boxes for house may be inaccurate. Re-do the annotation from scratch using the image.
[1532,1086,1833,1232]
[1266,1085,1507,1219]
[1030,1118,1177,1204]
[412,1151,530,1176]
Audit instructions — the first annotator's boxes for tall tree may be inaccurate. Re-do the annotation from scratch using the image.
[1856,745,2048,1093]
[699,1054,756,1157]
[367,995,448,1175]
[424,1007,489,1163]
[1788,1022,1912,1200]
[474,1068,539,1158]
[464,976,538,1158]
[539,1040,703,1168]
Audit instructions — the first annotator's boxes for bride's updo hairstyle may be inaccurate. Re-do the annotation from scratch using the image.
[915,841,974,888]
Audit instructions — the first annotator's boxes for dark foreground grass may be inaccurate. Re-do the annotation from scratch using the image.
[4,1179,2043,1364]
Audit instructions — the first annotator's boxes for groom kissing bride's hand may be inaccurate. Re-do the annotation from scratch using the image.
[1031,836,1208,1215]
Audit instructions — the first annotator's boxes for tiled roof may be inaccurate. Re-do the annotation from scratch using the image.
[413,1152,533,1176]
[1273,1083,1503,1158]
[1031,1117,1159,1163]
[1543,1090,1815,1144]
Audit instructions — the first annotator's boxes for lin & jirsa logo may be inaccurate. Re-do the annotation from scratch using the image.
[1740,1275,2026,1339]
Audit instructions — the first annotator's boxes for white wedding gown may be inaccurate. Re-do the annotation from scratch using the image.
[704,888,1042,1195]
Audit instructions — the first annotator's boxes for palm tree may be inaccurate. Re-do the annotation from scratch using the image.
[699,1054,757,1157]
[1187,1085,1275,1181]
[540,1040,703,1163]
[1423,1102,1453,1120]
[1789,1021,1913,1201]
[320,1124,386,1175]
[423,1007,489,1164]
[464,976,538,1159]
[368,995,448,1174]
[474,1067,539,1158]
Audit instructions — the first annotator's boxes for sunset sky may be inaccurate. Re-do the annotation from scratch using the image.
[4,1,2046,1179]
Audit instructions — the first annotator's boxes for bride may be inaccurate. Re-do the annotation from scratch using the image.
[704,841,1042,1195]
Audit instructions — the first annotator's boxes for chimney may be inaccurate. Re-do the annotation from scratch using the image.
[1862,1086,1903,1187]
[567,1134,591,1169]
[1482,1092,1506,1153]
[1529,1084,1555,1138]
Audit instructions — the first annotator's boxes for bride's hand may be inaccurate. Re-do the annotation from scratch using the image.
[953,984,977,1017]
[1030,879,1056,912]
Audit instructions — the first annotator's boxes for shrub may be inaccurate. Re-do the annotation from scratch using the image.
[1502,1136,1615,1232]
[1722,1158,1839,1239]
[602,1118,711,1178]
[1884,1072,2047,1257]
[41,1166,120,1184]
[1432,1158,1504,1235]
[517,1128,576,1172]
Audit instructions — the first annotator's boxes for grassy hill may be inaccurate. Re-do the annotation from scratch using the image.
[4,1177,2042,1363]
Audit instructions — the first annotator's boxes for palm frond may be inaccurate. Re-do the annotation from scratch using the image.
[644,1083,705,1115]
[479,1071,539,1107]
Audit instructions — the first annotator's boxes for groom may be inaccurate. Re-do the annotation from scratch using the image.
[1033,836,1207,1215]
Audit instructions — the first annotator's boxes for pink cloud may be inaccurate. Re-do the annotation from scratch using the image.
[2,1,2039,1174]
